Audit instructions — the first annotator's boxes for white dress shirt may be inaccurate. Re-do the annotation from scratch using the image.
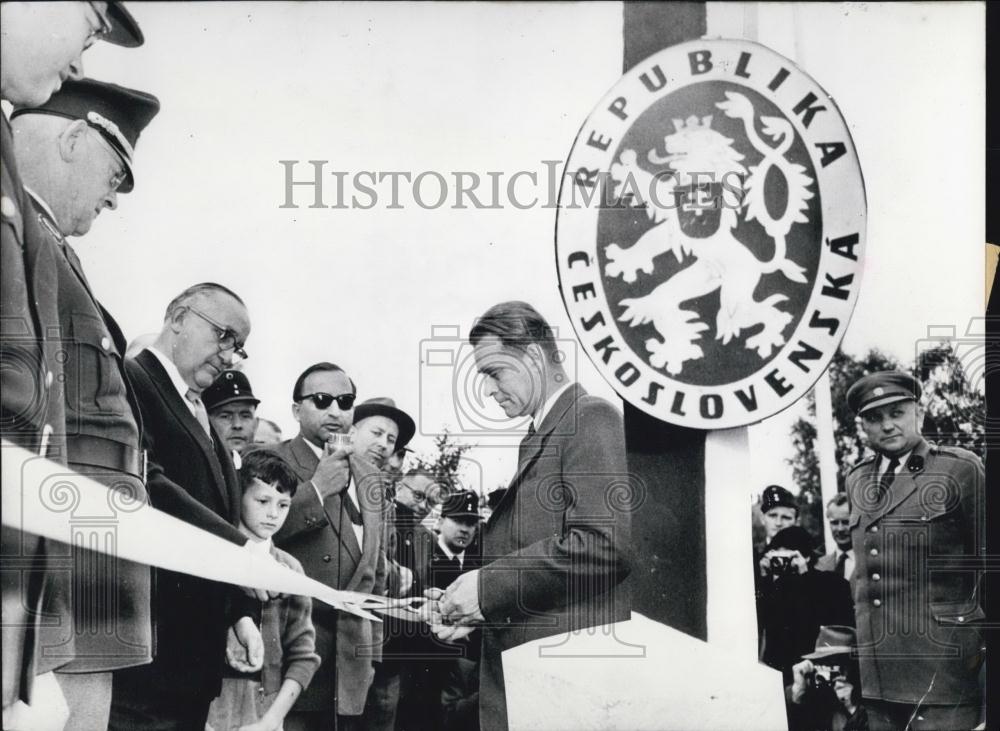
[532,381,574,431]
[437,534,466,570]
[146,346,200,419]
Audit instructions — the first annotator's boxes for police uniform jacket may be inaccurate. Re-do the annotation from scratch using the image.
[270,435,388,715]
[115,350,253,704]
[24,191,153,674]
[1,112,74,706]
[846,438,985,705]
[478,384,632,731]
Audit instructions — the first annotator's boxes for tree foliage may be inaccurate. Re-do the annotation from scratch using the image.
[412,430,476,500]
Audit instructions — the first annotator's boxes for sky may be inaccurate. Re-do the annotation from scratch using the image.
[74,1,984,498]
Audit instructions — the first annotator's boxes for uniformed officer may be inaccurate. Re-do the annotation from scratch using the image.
[1,4,143,728]
[9,76,159,730]
[845,371,985,730]
[203,369,261,460]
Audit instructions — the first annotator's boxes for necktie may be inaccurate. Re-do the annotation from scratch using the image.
[879,456,901,496]
[835,551,848,578]
[519,422,536,463]
[343,488,363,527]
[185,389,212,438]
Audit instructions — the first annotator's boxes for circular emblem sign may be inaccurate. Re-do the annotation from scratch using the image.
[556,39,866,428]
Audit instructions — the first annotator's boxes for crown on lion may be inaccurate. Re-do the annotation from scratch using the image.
[671,114,714,132]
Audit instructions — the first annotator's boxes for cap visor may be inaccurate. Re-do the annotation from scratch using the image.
[802,646,851,660]
[106,2,144,47]
[858,394,914,415]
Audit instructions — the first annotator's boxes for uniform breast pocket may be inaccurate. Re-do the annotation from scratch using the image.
[68,312,127,414]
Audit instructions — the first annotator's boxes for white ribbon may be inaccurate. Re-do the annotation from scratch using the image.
[0,440,381,621]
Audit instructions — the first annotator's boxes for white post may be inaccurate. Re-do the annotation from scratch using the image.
[704,428,758,660]
[813,370,840,554]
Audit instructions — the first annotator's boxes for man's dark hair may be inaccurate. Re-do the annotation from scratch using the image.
[827,493,850,511]
[292,361,357,401]
[469,300,561,360]
[239,450,299,496]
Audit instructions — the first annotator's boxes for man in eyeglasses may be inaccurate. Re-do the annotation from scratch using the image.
[8,77,159,731]
[270,363,389,731]
[113,283,266,730]
[2,4,143,729]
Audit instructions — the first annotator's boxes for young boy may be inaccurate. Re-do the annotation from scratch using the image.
[207,450,321,731]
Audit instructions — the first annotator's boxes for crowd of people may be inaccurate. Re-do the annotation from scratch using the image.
[754,372,986,731]
[0,4,986,731]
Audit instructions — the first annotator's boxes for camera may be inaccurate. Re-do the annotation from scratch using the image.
[769,554,795,577]
[810,663,844,689]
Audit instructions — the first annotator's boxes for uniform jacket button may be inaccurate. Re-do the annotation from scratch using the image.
[873,599,882,607]
[957,616,965,623]
[870,548,878,557]
[870,526,879,533]
[872,573,880,581]
[101,336,111,351]
[323,554,332,563]
[920,515,929,522]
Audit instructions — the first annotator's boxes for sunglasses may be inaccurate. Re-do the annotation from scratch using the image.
[297,392,356,410]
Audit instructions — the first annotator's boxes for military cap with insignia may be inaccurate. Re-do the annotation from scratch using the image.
[353,397,416,450]
[102,1,146,47]
[202,370,260,412]
[846,371,922,415]
[11,77,160,193]
[441,490,482,521]
[761,484,797,514]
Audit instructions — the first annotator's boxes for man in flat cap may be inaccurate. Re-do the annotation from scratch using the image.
[9,77,159,730]
[1,6,143,723]
[204,369,262,460]
[348,397,416,730]
[844,371,985,730]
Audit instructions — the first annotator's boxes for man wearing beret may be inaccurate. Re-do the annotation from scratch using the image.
[1,5,142,727]
[204,369,262,461]
[348,398,417,731]
[9,76,159,730]
[845,371,985,730]
[759,484,800,544]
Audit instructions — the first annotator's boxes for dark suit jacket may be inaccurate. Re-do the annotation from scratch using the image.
[114,349,250,703]
[478,384,631,730]
[846,438,985,705]
[1,112,74,706]
[815,548,857,598]
[269,435,388,715]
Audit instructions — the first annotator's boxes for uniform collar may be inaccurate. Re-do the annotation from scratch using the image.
[437,534,465,563]
[23,185,65,242]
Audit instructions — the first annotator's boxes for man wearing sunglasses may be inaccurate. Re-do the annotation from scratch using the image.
[270,363,389,731]
[114,283,265,730]
[2,4,142,729]
[8,77,159,731]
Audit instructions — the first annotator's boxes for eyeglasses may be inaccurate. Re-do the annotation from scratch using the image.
[400,483,429,503]
[89,130,127,191]
[84,2,113,47]
[296,392,356,411]
[186,307,248,363]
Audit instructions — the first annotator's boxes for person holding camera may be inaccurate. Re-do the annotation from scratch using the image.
[787,626,869,731]
[758,526,854,684]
